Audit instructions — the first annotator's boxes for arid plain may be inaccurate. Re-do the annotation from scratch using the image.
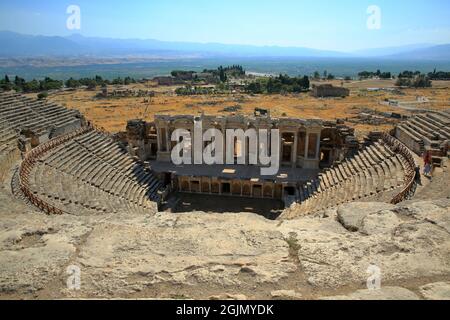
[47,79,450,138]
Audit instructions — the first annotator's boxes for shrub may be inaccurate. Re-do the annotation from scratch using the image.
[37,92,48,100]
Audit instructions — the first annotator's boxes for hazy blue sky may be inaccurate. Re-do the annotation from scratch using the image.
[0,0,449,51]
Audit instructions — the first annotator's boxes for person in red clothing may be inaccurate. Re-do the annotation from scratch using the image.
[423,150,433,177]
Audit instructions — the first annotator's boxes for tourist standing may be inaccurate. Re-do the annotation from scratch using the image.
[423,150,433,178]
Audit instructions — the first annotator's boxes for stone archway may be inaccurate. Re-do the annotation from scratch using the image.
[202,181,210,193]
[242,184,251,196]
[211,182,220,194]
[253,185,262,197]
[263,185,273,198]
[181,180,189,192]
[191,181,200,193]
[232,182,241,195]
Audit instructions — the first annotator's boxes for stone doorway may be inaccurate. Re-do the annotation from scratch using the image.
[284,186,296,196]
[282,133,295,164]
[253,185,262,197]
[222,182,231,194]
[191,181,200,193]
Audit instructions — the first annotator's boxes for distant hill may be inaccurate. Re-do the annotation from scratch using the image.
[0,31,449,61]
[0,31,350,58]
[351,44,432,57]
[386,44,450,60]
[0,31,81,56]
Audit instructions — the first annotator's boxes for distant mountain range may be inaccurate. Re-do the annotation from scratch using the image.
[352,44,433,57]
[0,31,449,61]
[386,44,450,60]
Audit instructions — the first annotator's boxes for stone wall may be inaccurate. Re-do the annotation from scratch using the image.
[395,126,423,155]
[0,147,20,183]
[311,84,350,98]
[395,111,449,157]
[50,119,83,139]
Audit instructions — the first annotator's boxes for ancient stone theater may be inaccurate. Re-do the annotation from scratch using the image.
[1,91,449,220]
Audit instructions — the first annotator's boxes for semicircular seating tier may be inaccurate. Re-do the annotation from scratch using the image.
[0,91,84,140]
[0,118,19,181]
[24,129,164,215]
[280,134,416,219]
[1,90,85,182]
[395,110,450,157]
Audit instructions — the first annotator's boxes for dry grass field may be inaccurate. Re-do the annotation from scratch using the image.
[44,79,450,138]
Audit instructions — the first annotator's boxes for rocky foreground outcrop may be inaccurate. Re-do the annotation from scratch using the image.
[0,189,449,300]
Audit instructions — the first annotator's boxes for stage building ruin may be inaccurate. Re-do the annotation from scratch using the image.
[125,114,359,204]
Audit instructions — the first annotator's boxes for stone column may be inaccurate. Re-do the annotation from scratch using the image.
[190,126,194,163]
[304,131,310,158]
[244,134,248,166]
[315,131,321,160]
[260,185,264,199]
[156,126,161,152]
[292,131,298,168]
[279,131,284,163]
[221,125,227,165]
[166,127,171,152]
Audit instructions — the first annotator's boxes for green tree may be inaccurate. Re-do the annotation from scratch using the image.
[266,78,282,94]
[23,79,40,92]
[86,79,97,90]
[245,81,263,94]
[14,76,25,87]
[0,78,12,91]
[39,77,63,91]
[95,75,104,85]
[112,77,124,85]
[37,92,48,100]
[65,77,81,88]
[313,71,320,79]
[218,66,228,83]
[412,75,432,88]
[301,75,310,90]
